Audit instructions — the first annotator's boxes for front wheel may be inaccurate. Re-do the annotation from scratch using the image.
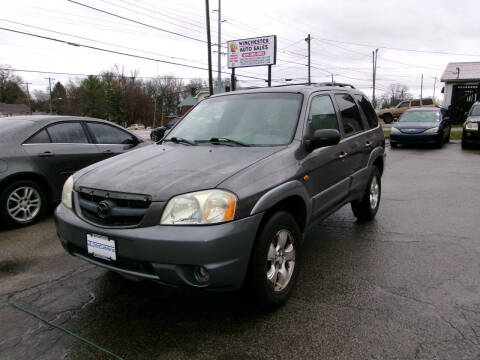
[0,180,47,228]
[383,114,393,124]
[247,211,301,310]
[351,167,381,221]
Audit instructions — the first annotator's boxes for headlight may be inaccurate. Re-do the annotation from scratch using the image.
[161,189,237,225]
[390,127,400,134]
[424,127,439,134]
[465,122,478,131]
[61,175,74,209]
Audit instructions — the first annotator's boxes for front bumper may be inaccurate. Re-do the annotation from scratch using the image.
[390,132,441,144]
[54,204,263,290]
[462,130,480,145]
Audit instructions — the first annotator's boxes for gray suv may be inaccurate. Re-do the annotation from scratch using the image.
[55,84,385,308]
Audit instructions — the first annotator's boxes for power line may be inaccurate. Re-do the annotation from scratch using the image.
[0,18,209,66]
[67,0,207,44]
[0,27,272,82]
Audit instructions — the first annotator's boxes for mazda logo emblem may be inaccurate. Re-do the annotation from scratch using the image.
[97,200,113,219]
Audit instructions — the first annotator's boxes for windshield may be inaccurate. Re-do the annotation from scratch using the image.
[398,110,440,123]
[165,93,303,146]
[470,105,480,116]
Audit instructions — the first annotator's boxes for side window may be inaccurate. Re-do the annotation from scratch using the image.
[398,101,410,108]
[26,129,51,144]
[354,95,379,128]
[334,94,364,136]
[411,100,420,106]
[87,123,135,144]
[422,98,433,105]
[308,95,339,133]
[47,122,89,143]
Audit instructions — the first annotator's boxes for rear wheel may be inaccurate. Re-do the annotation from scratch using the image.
[462,141,470,150]
[247,211,301,310]
[351,167,381,221]
[0,180,47,227]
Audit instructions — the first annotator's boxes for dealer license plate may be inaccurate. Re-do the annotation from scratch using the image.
[87,233,116,261]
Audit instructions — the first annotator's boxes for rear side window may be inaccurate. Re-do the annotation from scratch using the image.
[354,95,379,128]
[26,129,50,144]
[398,101,410,108]
[334,94,364,136]
[87,122,134,144]
[308,95,339,133]
[411,100,420,106]
[47,122,89,143]
[422,99,433,105]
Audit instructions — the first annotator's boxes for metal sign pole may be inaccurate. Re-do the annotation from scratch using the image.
[268,65,272,87]
[231,68,236,91]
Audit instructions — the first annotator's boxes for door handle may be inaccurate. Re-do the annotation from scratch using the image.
[365,141,372,148]
[338,152,348,159]
[38,151,54,157]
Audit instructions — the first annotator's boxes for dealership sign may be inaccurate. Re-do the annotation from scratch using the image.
[227,35,277,69]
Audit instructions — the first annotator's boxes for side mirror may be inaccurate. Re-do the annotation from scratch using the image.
[305,129,341,152]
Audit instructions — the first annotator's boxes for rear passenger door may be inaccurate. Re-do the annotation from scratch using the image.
[23,121,100,194]
[85,122,139,159]
[300,94,351,219]
[332,93,371,190]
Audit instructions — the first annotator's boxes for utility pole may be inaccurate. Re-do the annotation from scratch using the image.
[205,0,214,96]
[305,34,311,85]
[420,74,423,99]
[45,77,54,114]
[217,0,221,87]
[331,73,334,85]
[372,48,378,108]
[433,77,437,99]
[23,82,32,114]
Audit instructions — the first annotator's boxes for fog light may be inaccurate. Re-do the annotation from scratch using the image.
[194,266,210,284]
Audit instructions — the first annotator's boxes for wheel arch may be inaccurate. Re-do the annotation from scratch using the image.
[0,172,53,203]
[250,180,311,233]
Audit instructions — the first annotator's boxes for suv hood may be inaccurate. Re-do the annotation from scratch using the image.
[74,143,279,201]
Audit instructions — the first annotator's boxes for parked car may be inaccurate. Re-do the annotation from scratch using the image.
[462,102,480,149]
[55,84,385,309]
[150,117,182,141]
[378,98,437,123]
[0,115,144,227]
[390,108,451,148]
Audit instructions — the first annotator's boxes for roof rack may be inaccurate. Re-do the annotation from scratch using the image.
[313,82,355,89]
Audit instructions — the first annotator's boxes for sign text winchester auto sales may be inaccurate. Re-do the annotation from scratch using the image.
[227,35,277,68]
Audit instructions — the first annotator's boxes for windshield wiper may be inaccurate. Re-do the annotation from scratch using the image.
[197,137,251,147]
[163,137,197,146]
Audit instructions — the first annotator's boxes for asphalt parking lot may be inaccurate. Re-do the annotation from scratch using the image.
[1,142,479,360]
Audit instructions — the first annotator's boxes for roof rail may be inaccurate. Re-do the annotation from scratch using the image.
[313,82,355,89]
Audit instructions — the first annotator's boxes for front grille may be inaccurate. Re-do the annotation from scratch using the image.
[76,188,151,227]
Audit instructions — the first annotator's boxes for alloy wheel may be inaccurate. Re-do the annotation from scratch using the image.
[266,229,296,292]
[7,186,41,222]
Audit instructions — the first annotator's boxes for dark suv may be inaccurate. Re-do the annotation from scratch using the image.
[55,84,385,308]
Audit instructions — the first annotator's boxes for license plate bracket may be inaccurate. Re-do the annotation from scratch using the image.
[87,233,117,261]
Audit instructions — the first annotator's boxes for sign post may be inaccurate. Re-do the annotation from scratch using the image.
[227,35,277,89]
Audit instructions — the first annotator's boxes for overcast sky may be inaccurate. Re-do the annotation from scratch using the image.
[2,0,480,103]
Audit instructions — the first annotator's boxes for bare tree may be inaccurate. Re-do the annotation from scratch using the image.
[380,83,412,109]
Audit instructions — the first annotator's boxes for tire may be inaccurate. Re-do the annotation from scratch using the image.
[0,180,47,228]
[351,167,381,221]
[462,141,470,150]
[383,114,393,124]
[390,141,398,148]
[247,211,302,310]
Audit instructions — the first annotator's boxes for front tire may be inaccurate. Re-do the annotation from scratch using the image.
[247,211,301,310]
[351,167,381,221]
[0,180,47,228]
